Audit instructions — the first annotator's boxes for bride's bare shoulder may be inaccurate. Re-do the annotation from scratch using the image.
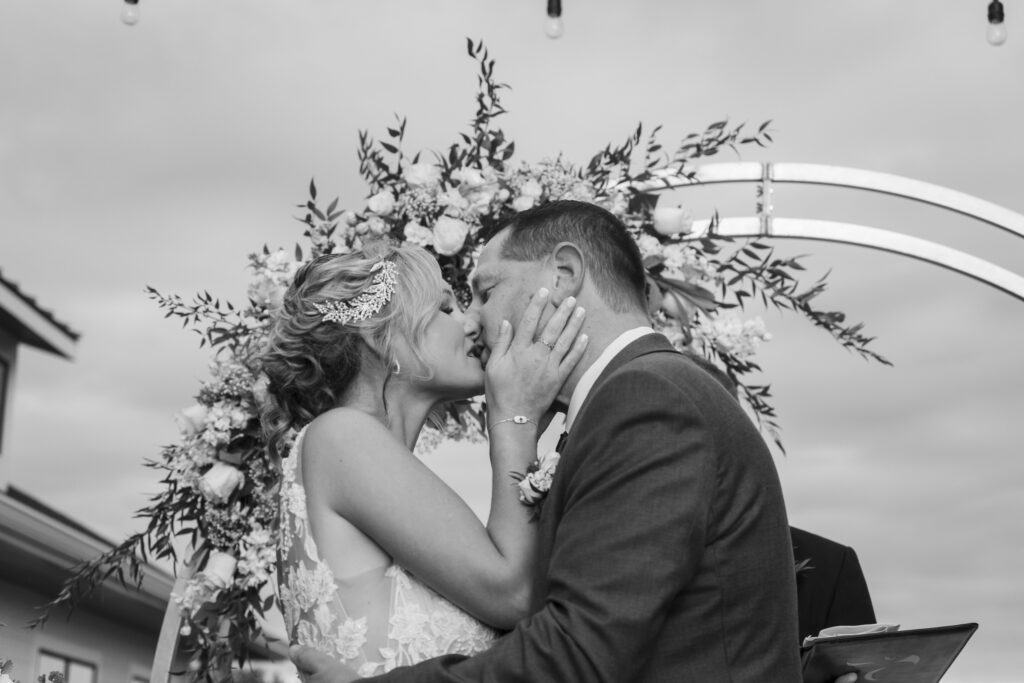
[302,408,397,467]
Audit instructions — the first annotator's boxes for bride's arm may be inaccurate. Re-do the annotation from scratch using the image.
[305,293,586,630]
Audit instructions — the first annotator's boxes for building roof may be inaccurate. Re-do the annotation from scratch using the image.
[0,269,79,359]
[0,485,288,659]
[0,484,174,630]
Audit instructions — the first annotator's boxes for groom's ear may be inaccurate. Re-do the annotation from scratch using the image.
[549,242,585,304]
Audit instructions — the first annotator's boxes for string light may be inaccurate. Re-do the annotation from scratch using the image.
[545,0,564,39]
[121,0,140,26]
[987,0,1007,46]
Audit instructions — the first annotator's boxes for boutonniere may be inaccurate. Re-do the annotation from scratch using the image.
[512,449,561,507]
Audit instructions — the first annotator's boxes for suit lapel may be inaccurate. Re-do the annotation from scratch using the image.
[532,333,679,601]
[568,333,678,445]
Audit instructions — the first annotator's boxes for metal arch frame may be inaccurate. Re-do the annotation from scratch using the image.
[685,217,1024,301]
[628,162,1024,301]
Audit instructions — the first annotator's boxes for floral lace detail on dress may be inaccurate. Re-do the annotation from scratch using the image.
[276,427,498,676]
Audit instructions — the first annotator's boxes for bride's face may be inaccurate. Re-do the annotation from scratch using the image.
[403,287,485,400]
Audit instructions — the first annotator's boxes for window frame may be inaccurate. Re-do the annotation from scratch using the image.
[38,649,98,683]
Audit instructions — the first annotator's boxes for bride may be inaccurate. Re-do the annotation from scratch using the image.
[259,241,586,676]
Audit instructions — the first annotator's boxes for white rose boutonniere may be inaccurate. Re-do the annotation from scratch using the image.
[513,449,560,508]
[198,462,245,503]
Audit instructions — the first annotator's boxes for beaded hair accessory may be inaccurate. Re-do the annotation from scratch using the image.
[312,259,398,324]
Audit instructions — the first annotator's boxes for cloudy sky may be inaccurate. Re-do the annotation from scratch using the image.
[2,1,1022,680]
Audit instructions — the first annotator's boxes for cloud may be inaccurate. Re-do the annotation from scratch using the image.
[1,1,1021,679]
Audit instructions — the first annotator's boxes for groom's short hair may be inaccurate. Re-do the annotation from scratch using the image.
[495,200,647,313]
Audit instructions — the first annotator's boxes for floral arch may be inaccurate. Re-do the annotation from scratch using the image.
[36,41,905,682]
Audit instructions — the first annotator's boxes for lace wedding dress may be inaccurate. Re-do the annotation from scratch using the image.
[276,427,498,677]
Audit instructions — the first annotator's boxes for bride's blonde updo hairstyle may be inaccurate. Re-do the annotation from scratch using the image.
[260,241,446,457]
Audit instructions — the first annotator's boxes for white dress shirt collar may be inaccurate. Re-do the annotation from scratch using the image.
[564,326,656,432]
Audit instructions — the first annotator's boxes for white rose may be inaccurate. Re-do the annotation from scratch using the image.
[437,187,469,211]
[652,206,694,236]
[512,195,537,212]
[636,234,663,258]
[264,248,295,273]
[366,216,388,235]
[175,404,209,438]
[451,167,486,188]
[366,191,395,217]
[203,550,238,589]
[1,673,14,683]
[198,462,245,503]
[340,210,359,227]
[519,178,543,198]
[432,216,470,256]
[247,275,286,310]
[464,185,496,212]
[403,221,433,248]
[403,163,441,187]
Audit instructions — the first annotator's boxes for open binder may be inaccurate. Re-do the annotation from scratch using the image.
[801,623,978,683]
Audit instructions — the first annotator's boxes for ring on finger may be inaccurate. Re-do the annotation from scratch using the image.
[536,339,554,350]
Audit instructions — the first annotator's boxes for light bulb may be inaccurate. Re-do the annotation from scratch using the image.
[545,15,564,39]
[987,22,1008,45]
[987,0,1006,45]
[121,0,140,26]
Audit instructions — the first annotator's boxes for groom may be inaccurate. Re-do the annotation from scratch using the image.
[295,200,817,681]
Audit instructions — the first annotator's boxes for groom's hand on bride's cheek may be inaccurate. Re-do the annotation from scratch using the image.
[290,644,360,683]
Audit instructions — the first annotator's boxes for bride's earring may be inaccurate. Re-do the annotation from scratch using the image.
[392,359,401,375]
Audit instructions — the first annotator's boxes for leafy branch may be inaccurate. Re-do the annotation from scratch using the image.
[715,240,891,365]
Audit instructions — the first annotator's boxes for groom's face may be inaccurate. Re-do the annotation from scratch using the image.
[467,228,551,361]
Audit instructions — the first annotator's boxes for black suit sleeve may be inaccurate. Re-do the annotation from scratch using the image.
[365,368,715,682]
[827,546,876,627]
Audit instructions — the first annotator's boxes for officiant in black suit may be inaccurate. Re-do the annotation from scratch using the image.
[791,526,876,642]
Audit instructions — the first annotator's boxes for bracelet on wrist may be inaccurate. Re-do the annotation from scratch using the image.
[489,415,538,430]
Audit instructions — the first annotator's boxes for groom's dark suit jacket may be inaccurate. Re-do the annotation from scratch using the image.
[373,335,801,682]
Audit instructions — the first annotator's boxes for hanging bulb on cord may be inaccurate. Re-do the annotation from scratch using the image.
[121,0,140,26]
[545,0,564,39]
[987,0,1007,45]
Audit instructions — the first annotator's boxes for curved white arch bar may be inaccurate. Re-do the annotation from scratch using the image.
[631,163,1024,241]
[683,217,1024,302]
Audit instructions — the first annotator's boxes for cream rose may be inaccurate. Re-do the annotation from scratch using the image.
[203,550,238,589]
[198,462,245,503]
[438,187,469,212]
[247,275,286,311]
[366,191,395,216]
[403,162,441,187]
[653,206,694,236]
[519,178,543,199]
[432,216,470,256]
[451,167,486,188]
[366,216,388,235]
[403,221,433,248]
[175,403,209,438]
[512,195,537,212]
